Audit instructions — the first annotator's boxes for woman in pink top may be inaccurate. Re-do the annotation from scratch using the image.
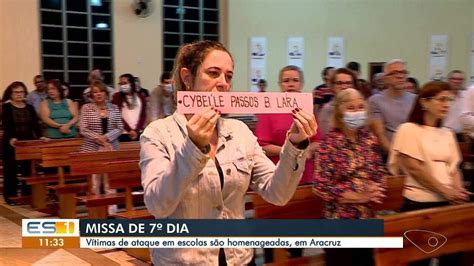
[255,65,320,185]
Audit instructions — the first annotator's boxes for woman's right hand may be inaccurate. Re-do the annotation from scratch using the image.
[186,107,220,150]
[9,138,17,147]
[95,135,109,145]
[444,186,472,204]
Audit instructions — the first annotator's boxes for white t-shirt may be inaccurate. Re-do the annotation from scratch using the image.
[388,122,461,202]
[121,95,142,131]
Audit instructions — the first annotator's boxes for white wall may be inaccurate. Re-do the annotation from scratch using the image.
[113,0,163,91]
[227,0,474,92]
[0,0,41,93]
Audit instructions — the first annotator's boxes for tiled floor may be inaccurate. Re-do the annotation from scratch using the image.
[0,199,149,266]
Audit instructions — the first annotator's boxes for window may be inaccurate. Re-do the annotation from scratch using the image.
[40,0,113,100]
[163,0,219,72]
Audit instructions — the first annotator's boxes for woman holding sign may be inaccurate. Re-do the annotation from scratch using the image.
[140,40,317,265]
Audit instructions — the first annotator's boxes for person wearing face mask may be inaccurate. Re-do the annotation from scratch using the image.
[313,88,386,266]
[112,73,147,141]
[140,41,318,265]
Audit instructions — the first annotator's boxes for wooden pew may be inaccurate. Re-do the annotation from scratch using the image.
[40,142,88,218]
[250,185,325,263]
[251,176,406,265]
[69,149,145,219]
[69,149,151,263]
[374,203,474,266]
[374,175,406,212]
[14,138,82,208]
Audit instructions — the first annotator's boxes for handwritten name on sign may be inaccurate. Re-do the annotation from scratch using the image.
[176,92,313,114]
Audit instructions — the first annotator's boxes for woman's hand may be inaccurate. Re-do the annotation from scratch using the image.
[95,135,109,145]
[9,138,17,147]
[288,108,318,145]
[129,130,138,140]
[446,186,472,204]
[367,182,386,204]
[186,107,220,150]
[59,124,71,134]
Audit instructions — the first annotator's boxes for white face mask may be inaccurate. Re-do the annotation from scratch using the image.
[120,84,131,93]
[343,111,367,129]
[164,84,173,94]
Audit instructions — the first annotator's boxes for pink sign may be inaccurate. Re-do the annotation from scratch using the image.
[177,91,313,114]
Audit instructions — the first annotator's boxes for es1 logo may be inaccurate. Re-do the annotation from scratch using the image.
[22,219,79,237]
[27,221,74,234]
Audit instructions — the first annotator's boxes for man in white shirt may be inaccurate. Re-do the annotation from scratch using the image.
[444,70,467,140]
[461,83,474,140]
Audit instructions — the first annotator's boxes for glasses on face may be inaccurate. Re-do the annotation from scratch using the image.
[334,81,353,86]
[386,70,409,77]
[429,96,455,103]
[281,78,300,83]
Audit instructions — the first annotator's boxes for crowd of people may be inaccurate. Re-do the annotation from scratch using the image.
[1,40,474,265]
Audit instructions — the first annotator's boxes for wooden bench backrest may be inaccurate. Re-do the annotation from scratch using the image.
[108,168,142,189]
[119,141,140,150]
[251,185,324,219]
[69,149,140,176]
[374,203,474,266]
[374,175,406,212]
[15,138,82,161]
[41,144,83,167]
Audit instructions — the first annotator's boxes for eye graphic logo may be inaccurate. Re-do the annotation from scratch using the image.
[404,230,447,254]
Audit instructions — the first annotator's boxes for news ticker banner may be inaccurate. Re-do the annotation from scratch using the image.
[176,91,313,115]
[22,219,403,249]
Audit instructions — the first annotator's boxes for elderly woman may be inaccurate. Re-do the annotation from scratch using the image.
[39,79,78,138]
[2,82,43,205]
[389,81,471,266]
[140,40,317,265]
[80,80,123,197]
[314,88,386,266]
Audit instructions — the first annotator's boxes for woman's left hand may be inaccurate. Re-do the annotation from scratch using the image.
[288,108,318,145]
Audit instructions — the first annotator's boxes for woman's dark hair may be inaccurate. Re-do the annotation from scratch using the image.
[119,73,137,108]
[2,81,28,103]
[47,79,65,99]
[407,77,419,91]
[329,68,357,88]
[407,81,451,127]
[160,72,171,83]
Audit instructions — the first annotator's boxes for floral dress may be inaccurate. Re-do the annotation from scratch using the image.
[314,128,386,219]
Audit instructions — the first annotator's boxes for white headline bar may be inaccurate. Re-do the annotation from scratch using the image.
[80,237,403,249]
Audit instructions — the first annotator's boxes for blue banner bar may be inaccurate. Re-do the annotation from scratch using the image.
[79,219,384,237]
